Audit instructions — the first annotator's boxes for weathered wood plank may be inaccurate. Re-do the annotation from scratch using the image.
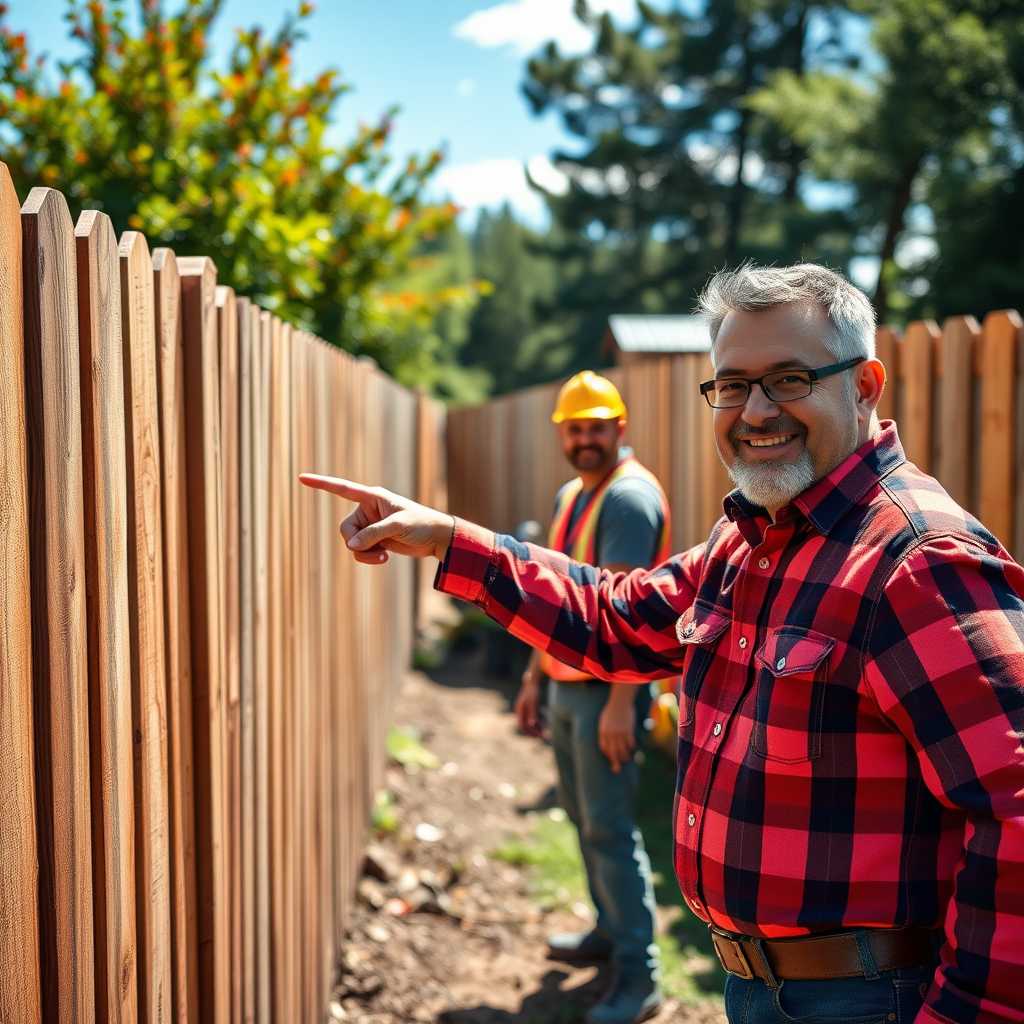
[178,256,230,1024]
[0,161,41,1024]
[153,247,200,1024]
[120,229,173,1024]
[21,184,96,1024]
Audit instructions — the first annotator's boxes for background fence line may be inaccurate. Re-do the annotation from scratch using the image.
[0,161,446,1023]
[447,312,1024,564]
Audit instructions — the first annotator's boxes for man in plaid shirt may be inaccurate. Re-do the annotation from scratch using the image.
[302,264,1024,1024]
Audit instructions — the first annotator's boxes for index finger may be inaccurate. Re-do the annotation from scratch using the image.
[299,473,376,503]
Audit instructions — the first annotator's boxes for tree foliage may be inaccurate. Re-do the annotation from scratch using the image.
[0,0,482,386]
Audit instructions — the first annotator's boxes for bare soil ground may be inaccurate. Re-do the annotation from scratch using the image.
[330,628,726,1024]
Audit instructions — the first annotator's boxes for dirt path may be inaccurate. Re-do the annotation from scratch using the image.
[330,635,726,1024]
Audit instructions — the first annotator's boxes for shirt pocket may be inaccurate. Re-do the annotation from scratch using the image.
[675,600,731,726]
[752,626,835,764]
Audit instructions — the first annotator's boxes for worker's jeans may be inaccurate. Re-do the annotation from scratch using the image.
[724,963,935,1023]
[547,679,659,982]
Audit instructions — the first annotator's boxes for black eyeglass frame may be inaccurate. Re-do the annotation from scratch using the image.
[699,356,866,409]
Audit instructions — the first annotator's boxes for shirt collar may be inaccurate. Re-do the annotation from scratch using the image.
[723,420,906,540]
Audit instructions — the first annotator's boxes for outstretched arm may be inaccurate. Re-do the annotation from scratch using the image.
[301,472,704,683]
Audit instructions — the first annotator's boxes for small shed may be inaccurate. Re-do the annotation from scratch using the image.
[603,314,711,366]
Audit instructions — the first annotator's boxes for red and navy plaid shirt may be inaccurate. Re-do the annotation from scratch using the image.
[436,422,1024,1023]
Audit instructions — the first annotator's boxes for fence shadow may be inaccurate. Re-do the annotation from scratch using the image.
[438,966,607,1023]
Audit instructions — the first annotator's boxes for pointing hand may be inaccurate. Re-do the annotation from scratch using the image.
[298,474,455,565]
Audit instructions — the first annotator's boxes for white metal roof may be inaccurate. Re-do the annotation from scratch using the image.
[607,314,711,353]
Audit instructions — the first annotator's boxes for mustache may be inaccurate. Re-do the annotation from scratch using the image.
[730,419,802,443]
[571,445,604,456]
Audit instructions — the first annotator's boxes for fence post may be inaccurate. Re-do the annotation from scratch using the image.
[22,184,97,1023]
[0,160,42,1024]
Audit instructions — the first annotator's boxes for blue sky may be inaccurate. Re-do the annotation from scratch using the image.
[10,0,649,222]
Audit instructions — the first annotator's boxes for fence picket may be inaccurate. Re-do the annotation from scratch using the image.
[0,161,41,1024]
[22,186,97,1024]
[120,229,173,1024]
[153,247,200,1024]
[179,256,230,1024]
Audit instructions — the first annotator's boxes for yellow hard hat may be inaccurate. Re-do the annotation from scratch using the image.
[551,370,627,424]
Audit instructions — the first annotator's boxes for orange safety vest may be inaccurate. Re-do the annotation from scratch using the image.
[540,455,672,682]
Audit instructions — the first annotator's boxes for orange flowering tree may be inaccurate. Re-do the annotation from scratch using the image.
[0,0,482,390]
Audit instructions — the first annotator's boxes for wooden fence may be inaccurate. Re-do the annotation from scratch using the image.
[447,311,1024,562]
[0,161,446,1023]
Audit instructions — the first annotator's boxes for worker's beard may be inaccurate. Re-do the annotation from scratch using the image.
[726,450,817,512]
[569,445,616,473]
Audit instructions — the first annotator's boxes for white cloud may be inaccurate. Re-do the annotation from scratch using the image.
[453,0,637,56]
[456,78,477,97]
[432,155,568,224]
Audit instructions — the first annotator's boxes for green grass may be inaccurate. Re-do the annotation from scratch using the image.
[491,751,725,1006]
[386,724,440,771]
[492,809,589,910]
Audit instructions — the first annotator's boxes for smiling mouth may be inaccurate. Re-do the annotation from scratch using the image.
[742,434,797,449]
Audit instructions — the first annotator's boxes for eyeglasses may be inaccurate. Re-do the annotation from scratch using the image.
[699,357,865,409]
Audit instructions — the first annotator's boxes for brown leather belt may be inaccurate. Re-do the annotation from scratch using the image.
[710,926,939,987]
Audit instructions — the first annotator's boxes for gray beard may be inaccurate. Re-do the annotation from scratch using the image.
[727,448,818,511]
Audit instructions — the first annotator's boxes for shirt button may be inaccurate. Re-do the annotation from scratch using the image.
[712,722,722,737]
[687,812,696,826]
[738,637,748,649]
[758,557,770,570]
[776,657,787,670]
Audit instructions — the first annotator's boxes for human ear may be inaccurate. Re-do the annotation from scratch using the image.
[856,359,886,416]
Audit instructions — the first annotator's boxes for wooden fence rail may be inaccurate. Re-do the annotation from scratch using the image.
[448,312,1024,564]
[0,162,446,1023]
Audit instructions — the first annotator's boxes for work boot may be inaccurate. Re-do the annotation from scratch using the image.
[585,974,662,1024]
[546,929,614,963]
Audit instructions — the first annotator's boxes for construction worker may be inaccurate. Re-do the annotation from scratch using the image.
[513,371,668,1024]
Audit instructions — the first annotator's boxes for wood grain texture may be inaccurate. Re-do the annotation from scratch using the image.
[215,285,244,1024]
[978,311,1021,550]
[21,184,96,1024]
[236,296,258,1024]
[120,230,173,1024]
[75,209,138,1024]
[900,320,939,473]
[178,256,229,1024]
[0,161,41,1024]
[874,327,899,426]
[267,314,289,1023]
[938,316,980,510]
[253,309,272,1024]
[153,247,200,1024]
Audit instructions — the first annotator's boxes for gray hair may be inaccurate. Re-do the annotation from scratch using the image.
[697,263,876,362]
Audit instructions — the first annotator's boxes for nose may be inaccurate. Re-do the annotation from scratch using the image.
[740,382,781,427]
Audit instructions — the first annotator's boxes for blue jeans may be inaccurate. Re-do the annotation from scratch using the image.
[724,963,936,1024]
[547,679,659,981]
